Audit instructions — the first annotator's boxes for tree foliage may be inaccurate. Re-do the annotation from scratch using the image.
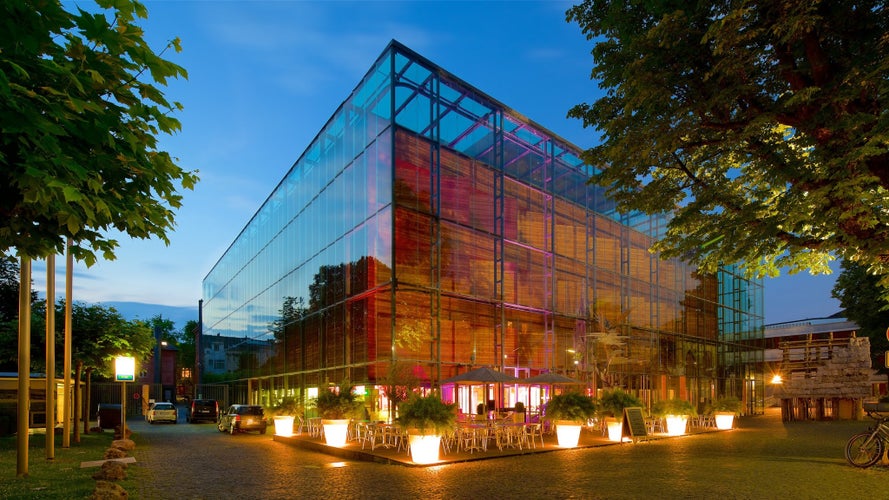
[832,260,889,370]
[566,1,889,294]
[63,301,155,379]
[0,257,36,323]
[0,0,197,264]
[0,298,155,378]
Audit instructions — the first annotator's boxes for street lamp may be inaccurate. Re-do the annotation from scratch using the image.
[115,356,135,439]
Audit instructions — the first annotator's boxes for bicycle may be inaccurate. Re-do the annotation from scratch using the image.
[844,403,889,468]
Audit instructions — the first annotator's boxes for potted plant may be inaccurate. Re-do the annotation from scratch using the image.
[652,398,696,436]
[544,392,598,448]
[265,397,303,437]
[311,382,363,447]
[707,396,742,430]
[397,393,457,464]
[597,389,643,442]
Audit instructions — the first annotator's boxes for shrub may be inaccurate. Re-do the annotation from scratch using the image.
[312,382,363,420]
[597,389,643,417]
[706,396,743,415]
[397,393,457,435]
[652,398,697,417]
[545,392,598,423]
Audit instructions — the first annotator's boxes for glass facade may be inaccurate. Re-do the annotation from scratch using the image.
[202,41,764,417]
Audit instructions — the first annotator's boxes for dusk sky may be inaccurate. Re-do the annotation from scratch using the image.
[31,0,842,325]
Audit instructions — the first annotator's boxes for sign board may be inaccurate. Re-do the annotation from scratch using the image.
[885,350,889,369]
[622,407,647,440]
[115,356,135,382]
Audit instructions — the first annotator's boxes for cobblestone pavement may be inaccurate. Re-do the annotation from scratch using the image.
[129,407,889,500]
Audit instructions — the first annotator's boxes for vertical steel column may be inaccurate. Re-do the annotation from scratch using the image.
[428,73,442,386]
[492,112,505,373]
[542,141,555,372]
[388,46,398,367]
[618,213,631,384]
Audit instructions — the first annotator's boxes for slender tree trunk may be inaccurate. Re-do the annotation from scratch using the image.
[74,360,82,441]
[83,366,92,436]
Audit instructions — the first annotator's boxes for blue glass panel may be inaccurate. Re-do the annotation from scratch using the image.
[396,93,430,133]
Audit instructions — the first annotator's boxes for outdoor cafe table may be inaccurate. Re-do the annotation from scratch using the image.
[492,422,530,450]
[457,423,489,453]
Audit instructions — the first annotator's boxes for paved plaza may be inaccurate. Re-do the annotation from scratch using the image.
[130,407,889,499]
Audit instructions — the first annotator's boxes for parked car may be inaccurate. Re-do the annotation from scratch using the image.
[147,402,178,424]
[187,399,219,423]
[217,404,267,434]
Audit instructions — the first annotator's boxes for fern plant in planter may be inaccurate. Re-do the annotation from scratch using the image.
[397,393,457,435]
[311,382,363,447]
[397,393,457,464]
[652,398,696,436]
[597,389,643,442]
[707,396,743,430]
[706,396,742,416]
[545,392,597,448]
[652,398,697,418]
[265,397,304,436]
[597,389,643,418]
[545,392,598,424]
[312,385,363,420]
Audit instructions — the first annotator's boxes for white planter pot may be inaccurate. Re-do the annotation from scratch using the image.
[606,419,623,442]
[555,420,583,448]
[665,415,688,436]
[408,434,442,464]
[321,419,350,447]
[714,412,735,430]
[273,415,295,437]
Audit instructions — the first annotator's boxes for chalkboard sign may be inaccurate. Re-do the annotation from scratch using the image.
[622,407,647,440]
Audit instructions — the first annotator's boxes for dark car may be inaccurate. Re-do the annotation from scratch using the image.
[218,404,267,435]
[187,399,219,423]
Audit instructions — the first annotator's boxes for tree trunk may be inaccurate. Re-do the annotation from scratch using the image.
[82,366,92,436]
[74,360,82,441]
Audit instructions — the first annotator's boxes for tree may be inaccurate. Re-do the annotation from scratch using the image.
[0,258,39,371]
[832,260,889,372]
[0,0,198,264]
[379,361,420,423]
[64,301,155,379]
[566,1,889,293]
[0,257,36,322]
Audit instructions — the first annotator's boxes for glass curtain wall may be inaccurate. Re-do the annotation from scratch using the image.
[201,41,763,417]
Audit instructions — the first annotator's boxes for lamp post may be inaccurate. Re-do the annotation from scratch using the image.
[115,356,135,439]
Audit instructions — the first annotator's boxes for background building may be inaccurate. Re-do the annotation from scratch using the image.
[201,41,764,418]
[764,314,884,420]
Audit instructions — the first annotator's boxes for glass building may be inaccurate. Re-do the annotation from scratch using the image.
[201,41,764,419]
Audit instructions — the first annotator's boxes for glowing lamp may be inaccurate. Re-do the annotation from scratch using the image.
[322,420,350,447]
[115,356,135,381]
[606,420,623,442]
[273,416,295,437]
[555,422,583,448]
[714,413,735,430]
[408,434,442,464]
[665,415,688,436]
